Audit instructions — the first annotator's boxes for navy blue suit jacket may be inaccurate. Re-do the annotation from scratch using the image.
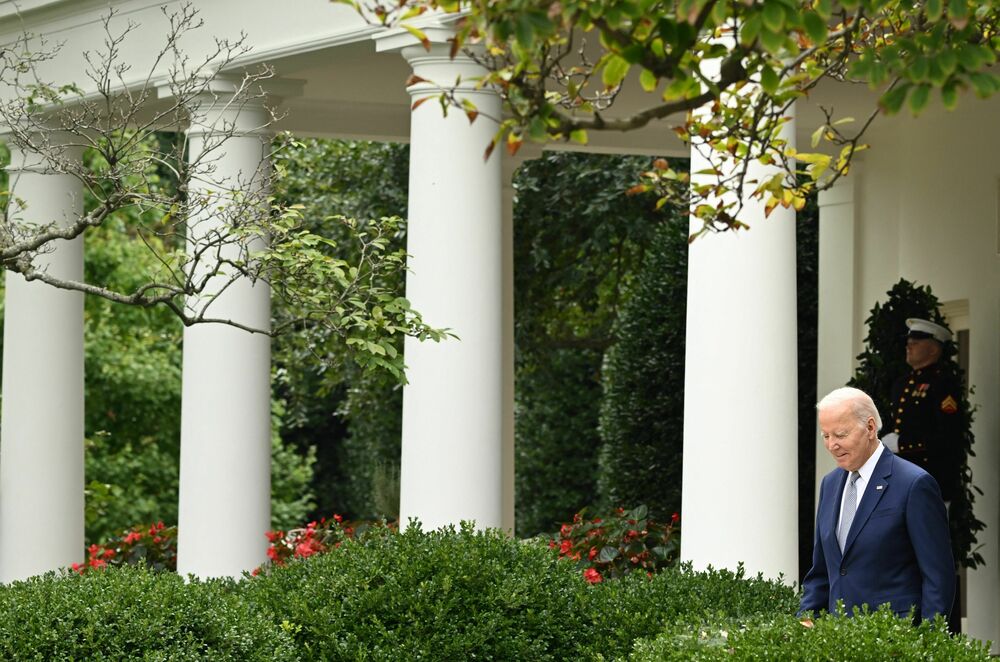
[800,447,954,621]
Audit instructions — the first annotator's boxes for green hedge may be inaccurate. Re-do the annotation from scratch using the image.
[0,566,296,661]
[633,609,992,661]
[0,528,991,660]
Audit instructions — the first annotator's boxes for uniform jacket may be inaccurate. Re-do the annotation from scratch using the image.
[799,448,954,622]
[889,362,963,501]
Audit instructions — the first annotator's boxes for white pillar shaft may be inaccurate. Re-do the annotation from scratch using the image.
[815,177,857,487]
[681,113,799,581]
[0,143,84,582]
[397,43,504,530]
[177,102,271,578]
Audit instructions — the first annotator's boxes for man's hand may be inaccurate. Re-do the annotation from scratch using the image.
[882,432,899,452]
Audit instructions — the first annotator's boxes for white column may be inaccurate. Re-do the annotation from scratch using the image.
[0,138,84,582]
[177,92,272,578]
[376,27,504,530]
[681,110,799,581]
[814,176,857,487]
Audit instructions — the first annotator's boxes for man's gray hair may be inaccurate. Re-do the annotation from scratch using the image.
[816,387,883,432]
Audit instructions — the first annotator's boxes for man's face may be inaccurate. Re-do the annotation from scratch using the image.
[906,337,940,369]
[819,404,878,472]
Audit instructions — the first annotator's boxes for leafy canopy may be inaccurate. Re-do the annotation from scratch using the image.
[340,0,1000,233]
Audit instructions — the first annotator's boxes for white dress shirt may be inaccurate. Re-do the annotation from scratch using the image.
[838,442,885,534]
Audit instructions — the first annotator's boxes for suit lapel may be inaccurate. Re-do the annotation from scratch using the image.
[843,449,893,556]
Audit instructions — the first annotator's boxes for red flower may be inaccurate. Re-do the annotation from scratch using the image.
[295,542,316,558]
[583,568,602,584]
[87,544,100,558]
[88,557,107,570]
[548,539,557,550]
[559,539,573,555]
[123,531,142,545]
[588,546,598,561]
[559,523,572,537]
[102,548,115,559]
[251,567,262,577]
[265,530,283,543]
[333,514,343,523]
[71,562,85,575]
[671,512,680,523]
[267,546,280,561]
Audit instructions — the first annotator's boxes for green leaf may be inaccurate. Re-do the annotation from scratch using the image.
[639,68,658,92]
[878,83,910,115]
[803,11,828,44]
[760,65,780,95]
[907,84,931,114]
[968,72,1000,98]
[602,55,631,87]
[759,28,785,54]
[740,14,762,47]
[597,546,620,563]
[569,129,588,144]
[940,81,959,110]
[762,0,785,32]
[925,0,943,20]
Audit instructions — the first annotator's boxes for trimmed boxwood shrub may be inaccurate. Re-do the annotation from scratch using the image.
[245,523,591,660]
[632,608,992,661]
[577,563,800,659]
[0,566,296,661]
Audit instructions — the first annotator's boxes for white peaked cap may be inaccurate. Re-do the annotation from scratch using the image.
[906,318,952,343]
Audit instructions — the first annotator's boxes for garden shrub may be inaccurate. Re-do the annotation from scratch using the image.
[245,523,591,660]
[0,566,295,661]
[632,607,992,661]
[577,563,800,659]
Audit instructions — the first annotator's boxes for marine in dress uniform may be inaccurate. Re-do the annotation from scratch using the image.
[881,317,964,633]
[883,319,963,502]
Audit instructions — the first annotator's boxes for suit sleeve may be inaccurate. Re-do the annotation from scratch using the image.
[906,472,955,620]
[799,480,830,616]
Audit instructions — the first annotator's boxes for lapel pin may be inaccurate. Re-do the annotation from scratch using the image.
[876,485,884,491]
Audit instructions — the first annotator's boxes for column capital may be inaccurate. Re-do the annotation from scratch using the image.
[4,132,83,174]
[157,74,303,136]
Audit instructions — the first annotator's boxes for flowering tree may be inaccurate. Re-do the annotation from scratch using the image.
[341,0,1000,235]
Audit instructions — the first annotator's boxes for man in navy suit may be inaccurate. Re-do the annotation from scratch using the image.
[799,387,954,622]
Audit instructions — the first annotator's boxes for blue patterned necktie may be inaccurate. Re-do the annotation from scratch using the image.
[838,471,861,552]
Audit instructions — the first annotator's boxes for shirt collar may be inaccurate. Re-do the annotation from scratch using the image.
[855,442,885,485]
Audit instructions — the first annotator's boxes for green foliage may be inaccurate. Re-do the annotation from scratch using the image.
[848,279,984,568]
[346,0,1000,231]
[4,527,985,660]
[270,138,410,519]
[513,151,666,536]
[633,607,991,661]
[0,567,296,661]
[598,219,688,520]
[270,400,318,530]
[245,524,591,660]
